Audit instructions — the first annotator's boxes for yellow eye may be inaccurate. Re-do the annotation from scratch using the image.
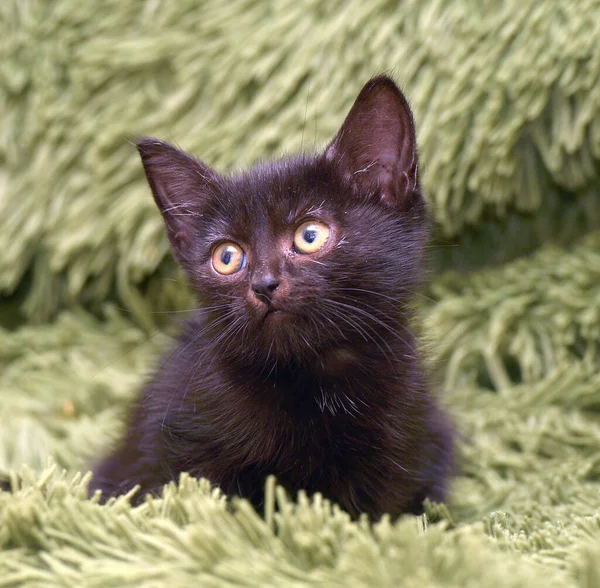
[293,221,331,254]
[211,242,246,275]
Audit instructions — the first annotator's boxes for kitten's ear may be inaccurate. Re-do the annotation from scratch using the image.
[137,138,218,265]
[325,76,420,209]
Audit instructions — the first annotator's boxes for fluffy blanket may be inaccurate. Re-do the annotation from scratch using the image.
[1,0,600,585]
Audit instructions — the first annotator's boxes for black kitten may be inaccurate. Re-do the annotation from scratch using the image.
[91,76,453,520]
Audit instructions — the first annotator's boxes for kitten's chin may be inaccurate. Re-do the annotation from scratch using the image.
[250,310,321,364]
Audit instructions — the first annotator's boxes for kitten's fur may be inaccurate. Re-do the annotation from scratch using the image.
[91,76,453,520]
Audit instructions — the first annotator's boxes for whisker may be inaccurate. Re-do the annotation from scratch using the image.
[331,287,400,304]
[112,302,233,316]
[319,301,395,362]
[310,306,346,340]
[261,339,275,377]
[333,286,435,304]
[326,299,414,352]
[178,312,247,406]
[178,309,238,361]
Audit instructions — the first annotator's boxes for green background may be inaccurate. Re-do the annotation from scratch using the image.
[1,1,600,585]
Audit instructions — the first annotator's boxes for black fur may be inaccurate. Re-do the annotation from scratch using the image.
[91,76,453,520]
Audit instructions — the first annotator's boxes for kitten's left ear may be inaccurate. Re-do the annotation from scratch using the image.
[325,76,420,209]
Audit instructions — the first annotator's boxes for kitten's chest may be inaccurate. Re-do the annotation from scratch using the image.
[169,361,394,483]
[255,395,393,518]
[261,377,387,473]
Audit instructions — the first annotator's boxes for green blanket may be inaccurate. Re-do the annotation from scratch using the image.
[1,1,600,585]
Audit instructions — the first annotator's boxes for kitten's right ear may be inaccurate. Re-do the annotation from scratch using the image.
[136,138,217,266]
[325,76,420,210]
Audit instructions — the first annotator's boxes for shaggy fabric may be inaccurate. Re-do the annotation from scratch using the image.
[2,0,600,323]
[1,0,600,585]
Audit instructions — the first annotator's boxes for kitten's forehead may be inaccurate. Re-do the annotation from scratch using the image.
[215,155,338,234]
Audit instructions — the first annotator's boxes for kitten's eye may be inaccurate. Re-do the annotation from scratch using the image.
[294,221,330,254]
[212,242,246,275]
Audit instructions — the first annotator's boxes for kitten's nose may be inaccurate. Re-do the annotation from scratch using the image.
[252,275,280,302]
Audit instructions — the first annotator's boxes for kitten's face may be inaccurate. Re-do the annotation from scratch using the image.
[138,76,426,368]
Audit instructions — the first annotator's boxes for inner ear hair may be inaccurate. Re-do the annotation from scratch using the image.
[325,76,420,208]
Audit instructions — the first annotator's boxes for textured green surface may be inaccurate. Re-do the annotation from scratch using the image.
[3,0,600,324]
[1,0,600,585]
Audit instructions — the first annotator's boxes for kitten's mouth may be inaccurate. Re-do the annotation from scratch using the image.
[263,305,292,321]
